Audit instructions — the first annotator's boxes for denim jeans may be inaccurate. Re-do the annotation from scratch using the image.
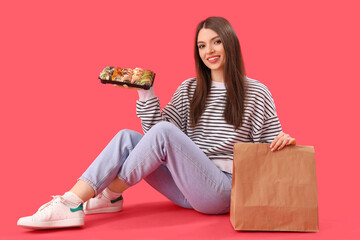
[79,121,232,214]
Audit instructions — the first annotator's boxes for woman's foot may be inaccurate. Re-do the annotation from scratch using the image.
[84,188,123,215]
[17,192,84,229]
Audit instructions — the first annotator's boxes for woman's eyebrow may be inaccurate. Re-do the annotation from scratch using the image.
[197,36,220,44]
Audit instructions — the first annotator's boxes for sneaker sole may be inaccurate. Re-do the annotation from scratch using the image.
[84,206,122,215]
[17,218,84,230]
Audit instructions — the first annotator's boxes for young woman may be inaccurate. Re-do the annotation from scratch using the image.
[17,16,296,229]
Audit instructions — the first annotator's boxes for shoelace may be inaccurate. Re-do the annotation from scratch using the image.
[37,195,65,212]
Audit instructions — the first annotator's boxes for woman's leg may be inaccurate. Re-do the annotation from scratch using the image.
[143,163,232,211]
[79,121,231,214]
[70,180,96,202]
[143,164,193,209]
[116,121,232,214]
[17,129,144,229]
[18,121,231,229]
[78,129,143,198]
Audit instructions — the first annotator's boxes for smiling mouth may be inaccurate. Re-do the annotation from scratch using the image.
[207,55,220,61]
[207,55,220,64]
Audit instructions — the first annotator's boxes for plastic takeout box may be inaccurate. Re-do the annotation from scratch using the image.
[99,67,155,90]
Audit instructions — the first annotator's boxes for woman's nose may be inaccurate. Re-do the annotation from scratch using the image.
[207,46,215,54]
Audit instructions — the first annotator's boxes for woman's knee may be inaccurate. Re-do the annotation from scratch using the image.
[116,129,143,141]
[111,129,144,150]
[149,121,180,137]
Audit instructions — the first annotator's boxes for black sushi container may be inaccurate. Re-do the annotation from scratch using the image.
[99,71,155,90]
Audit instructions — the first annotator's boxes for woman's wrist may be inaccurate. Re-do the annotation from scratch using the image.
[137,87,156,101]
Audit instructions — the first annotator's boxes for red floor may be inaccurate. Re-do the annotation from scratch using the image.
[3,181,360,240]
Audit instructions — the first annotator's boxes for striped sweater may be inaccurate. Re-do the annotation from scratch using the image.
[136,77,282,174]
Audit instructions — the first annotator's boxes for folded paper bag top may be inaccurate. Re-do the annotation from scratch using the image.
[230,143,319,232]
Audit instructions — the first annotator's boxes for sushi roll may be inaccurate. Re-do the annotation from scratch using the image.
[131,73,142,84]
[139,71,154,87]
[112,68,124,81]
[131,67,144,84]
[120,68,133,83]
[103,66,115,75]
[112,72,123,81]
[100,72,111,80]
[141,70,154,80]
[143,70,155,80]
[140,77,152,86]
[133,67,144,73]
[114,67,123,74]
[122,68,133,75]
[121,75,132,83]
[99,66,115,80]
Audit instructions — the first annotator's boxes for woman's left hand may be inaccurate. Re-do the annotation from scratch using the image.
[270,131,296,151]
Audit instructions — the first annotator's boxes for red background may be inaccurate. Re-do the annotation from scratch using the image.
[1,0,359,239]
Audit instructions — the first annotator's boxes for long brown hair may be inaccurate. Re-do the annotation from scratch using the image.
[190,16,247,130]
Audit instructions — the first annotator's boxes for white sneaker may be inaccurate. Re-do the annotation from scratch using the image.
[17,195,84,229]
[84,192,123,215]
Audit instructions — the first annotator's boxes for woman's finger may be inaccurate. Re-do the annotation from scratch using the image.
[271,134,287,151]
[277,136,290,150]
[270,132,296,152]
[278,136,297,151]
[286,137,296,145]
[270,131,284,148]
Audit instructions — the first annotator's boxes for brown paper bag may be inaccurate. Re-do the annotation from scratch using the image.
[230,143,319,232]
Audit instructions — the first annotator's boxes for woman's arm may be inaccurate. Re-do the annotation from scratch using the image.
[249,79,295,149]
[136,82,188,134]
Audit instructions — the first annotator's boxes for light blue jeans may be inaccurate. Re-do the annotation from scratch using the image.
[79,121,232,214]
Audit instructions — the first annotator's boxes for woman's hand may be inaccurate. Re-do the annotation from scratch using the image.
[270,131,296,151]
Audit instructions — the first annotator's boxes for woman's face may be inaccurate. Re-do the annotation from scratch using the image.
[197,28,226,72]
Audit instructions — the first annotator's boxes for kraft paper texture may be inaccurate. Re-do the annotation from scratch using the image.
[230,143,319,232]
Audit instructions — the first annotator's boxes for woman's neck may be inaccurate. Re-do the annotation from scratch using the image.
[211,69,224,82]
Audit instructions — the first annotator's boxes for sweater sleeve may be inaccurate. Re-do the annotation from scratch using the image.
[136,82,188,134]
[251,85,283,143]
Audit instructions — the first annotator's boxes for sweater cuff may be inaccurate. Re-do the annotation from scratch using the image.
[137,87,156,101]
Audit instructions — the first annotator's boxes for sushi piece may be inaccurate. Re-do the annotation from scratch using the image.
[133,67,144,73]
[141,70,155,80]
[100,72,111,80]
[143,70,155,80]
[139,70,154,87]
[99,66,115,80]
[103,66,115,75]
[114,67,123,74]
[120,68,133,83]
[112,73,123,81]
[122,68,133,75]
[131,67,144,84]
[139,78,152,87]
[112,68,124,81]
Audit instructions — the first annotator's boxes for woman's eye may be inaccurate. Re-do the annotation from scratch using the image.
[198,45,205,49]
[214,40,222,44]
